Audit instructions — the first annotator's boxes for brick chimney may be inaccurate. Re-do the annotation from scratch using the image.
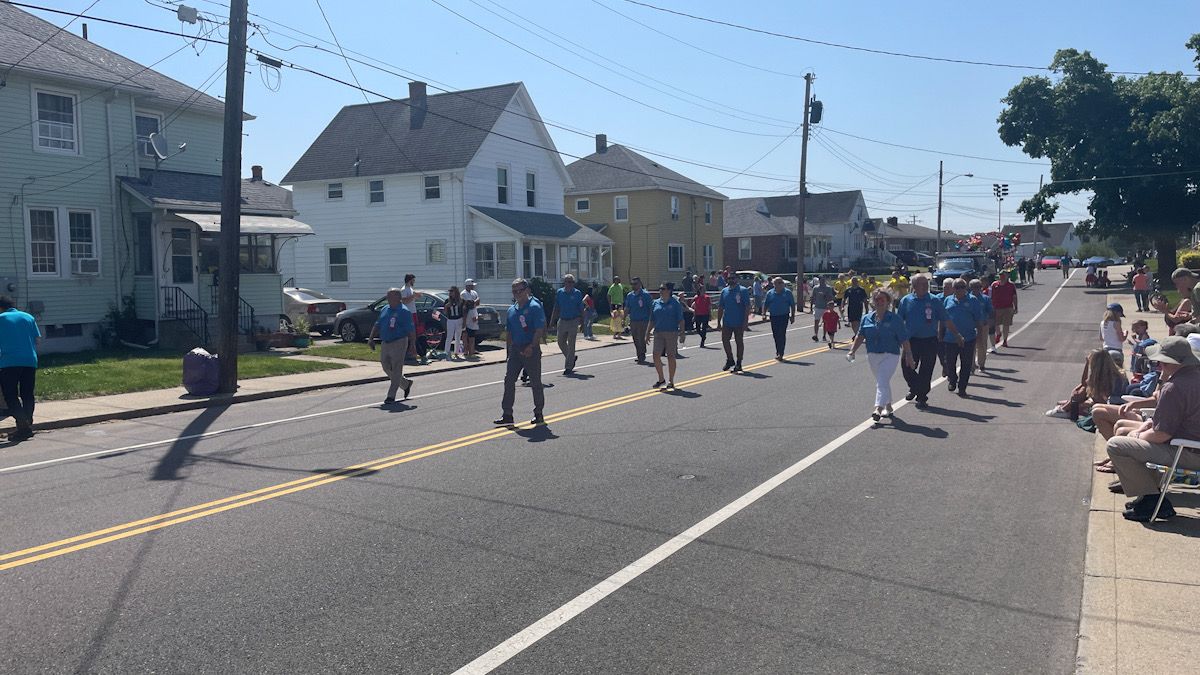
[596,133,607,154]
[409,81,427,130]
[251,165,263,182]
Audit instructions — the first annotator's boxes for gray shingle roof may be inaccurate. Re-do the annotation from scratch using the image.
[724,191,865,236]
[0,3,224,116]
[282,83,522,183]
[471,206,612,244]
[723,198,797,237]
[760,191,862,224]
[565,145,726,200]
[868,219,942,240]
[120,169,294,214]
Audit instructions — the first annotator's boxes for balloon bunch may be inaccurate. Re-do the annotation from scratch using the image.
[953,231,1023,252]
[952,233,988,251]
[1000,231,1022,250]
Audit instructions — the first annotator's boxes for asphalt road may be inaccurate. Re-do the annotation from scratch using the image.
[0,272,1102,674]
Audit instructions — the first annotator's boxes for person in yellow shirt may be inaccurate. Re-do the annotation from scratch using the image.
[889,272,910,308]
[833,274,848,306]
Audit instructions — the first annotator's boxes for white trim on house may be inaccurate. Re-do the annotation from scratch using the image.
[667,242,685,271]
[614,195,629,222]
[24,205,101,278]
[574,198,590,213]
[31,84,82,156]
[325,243,349,285]
[134,110,162,158]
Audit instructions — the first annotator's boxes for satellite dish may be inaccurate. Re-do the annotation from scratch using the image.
[149,132,169,160]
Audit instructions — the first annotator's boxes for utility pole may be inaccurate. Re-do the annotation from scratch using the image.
[795,72,814,306]
[992,183,1009,236]
[936,162,972,254]
[217,0,248,393]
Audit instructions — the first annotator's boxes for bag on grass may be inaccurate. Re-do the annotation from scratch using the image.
[1075,414,1097,434]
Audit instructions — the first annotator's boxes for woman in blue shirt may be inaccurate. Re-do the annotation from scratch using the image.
[848,289,916,422]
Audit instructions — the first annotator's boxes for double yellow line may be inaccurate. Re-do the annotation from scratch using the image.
[0,341,838,572]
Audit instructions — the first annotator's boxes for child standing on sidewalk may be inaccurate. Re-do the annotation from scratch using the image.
[582,292,597,340]
[822,301,841,349]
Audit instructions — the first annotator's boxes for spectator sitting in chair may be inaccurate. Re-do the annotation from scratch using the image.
[1105,336,1200,521]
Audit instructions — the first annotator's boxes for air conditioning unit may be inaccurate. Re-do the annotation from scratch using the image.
[71,258,100,276]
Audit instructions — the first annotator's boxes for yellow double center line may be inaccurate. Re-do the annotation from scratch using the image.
[0,342,837,572]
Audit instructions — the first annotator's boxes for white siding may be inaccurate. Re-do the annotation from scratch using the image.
[463,98,566,212]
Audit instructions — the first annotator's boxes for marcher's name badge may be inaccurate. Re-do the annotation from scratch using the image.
[736,294,742,304]
[389,316,396,329]
[638,299,644,308]
[925,306,933,322]
[519,315,528,328]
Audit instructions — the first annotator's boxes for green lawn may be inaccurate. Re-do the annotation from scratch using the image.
[36,349,347,401]
[304,341,378,362]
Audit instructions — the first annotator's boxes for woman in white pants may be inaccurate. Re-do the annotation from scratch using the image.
[848,289,916,422]
[443,286,467,360]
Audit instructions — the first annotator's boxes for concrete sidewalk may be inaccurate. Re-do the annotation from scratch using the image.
[5,316,770,433]
[1073,280,1199,674]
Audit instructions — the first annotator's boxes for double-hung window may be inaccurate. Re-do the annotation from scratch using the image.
[475,243,496,279]
[424,175,440,200]
[705,201,712,224]
[327,246,348,283]
[35,90,79,153]
[28,209,58,275]
[525,172,536,207]
[574,198,589,213]
[426,239,446,264]
[135,113,161,157]
[614,195,629,222]
[702,244,715,271]
[668,244,685,271]
[497,167,509,204]
[68,211,96,262]
[738,237,752,261]
[368,180,385,203]
[327,182,343,200]
[670,196,680,221]
[475,242,515,279]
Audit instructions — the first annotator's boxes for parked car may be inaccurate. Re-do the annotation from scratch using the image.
[734,270,793,290]
[1082,256,1115,268]
[282,287,346,335]
[890,249,936,268]
[334,290,504,345]
[1038,256,1063,270]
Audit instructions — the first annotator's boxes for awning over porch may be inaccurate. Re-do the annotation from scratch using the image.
[469,205,613,244]
[174,212,314,236]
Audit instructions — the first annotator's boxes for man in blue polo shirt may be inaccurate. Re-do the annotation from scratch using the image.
[368,288,417,405]
[550,273,584,375]
[717,274,752,371]
[497,277,547,426]
[763,276,795,360]
[649,283,686,388]
[942,279,986,397]
[624,277,654,364]
[898,274,961,408]
[0,296,40,441]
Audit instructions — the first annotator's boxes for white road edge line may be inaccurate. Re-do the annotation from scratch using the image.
[0,326,804,474]
[453,270,1076,674]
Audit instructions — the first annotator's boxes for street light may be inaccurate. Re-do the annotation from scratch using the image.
[936,160,972,253]
[993,183,1009,233]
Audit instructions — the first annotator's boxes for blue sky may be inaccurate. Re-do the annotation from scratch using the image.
[27,0,1200,233]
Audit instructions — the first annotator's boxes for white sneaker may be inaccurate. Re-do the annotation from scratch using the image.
[1044,408,1070,419]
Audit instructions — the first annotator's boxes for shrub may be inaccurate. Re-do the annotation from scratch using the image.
[527,277,555,316]
[1179,249,1200,270]
[1076,241,1117,260]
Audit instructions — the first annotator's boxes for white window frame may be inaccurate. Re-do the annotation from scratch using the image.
[24,206,101,277]
[614,195,629,222]
[738,237,752,261]
[368,179,385,204]
[135,111,162,158]
[424,175,441,200]
[525,171,536,208]
[704,201,712,225]
[703,243,715,271]
[475,242,497,280]
[326,182,343,200]
[326,245,349,284]
[32,86,81,155]
[426,239,447,265]
[670,196,680,221]
[67,209,99,265]
[574,198,590,213]
[497,166,510,205]
[667,243,685,271]
[26,207,60,277]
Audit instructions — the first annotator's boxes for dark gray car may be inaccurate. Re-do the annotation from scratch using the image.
[334,290,504,344]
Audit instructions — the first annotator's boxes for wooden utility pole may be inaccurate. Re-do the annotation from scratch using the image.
[795,72,814,306]
[217,0,248,393]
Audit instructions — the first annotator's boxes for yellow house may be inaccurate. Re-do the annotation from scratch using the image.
[564,139,726,287]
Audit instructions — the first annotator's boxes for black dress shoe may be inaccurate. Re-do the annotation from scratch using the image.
[915,400,928,409]
[383,397,396,405]
[733,362,743,372]
[493,416,515,426]
[530,415,546,426]
[722,360,735,371]
[947,382,956,392]
[905,392,917,401]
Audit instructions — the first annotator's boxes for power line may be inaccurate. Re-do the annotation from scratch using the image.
[619,0,1200,77]
[423,0,792,138]
[820,127,1051,166]
[1,0,103,86]
[714,129,800,188]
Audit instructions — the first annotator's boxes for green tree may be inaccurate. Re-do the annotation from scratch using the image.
[997,39,1200,285]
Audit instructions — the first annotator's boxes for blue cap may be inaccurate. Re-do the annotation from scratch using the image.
[1106,303,1124,316]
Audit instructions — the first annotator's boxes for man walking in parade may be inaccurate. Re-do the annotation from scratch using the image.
[898,274,953,409]
[691,285,712,347]
[368,288,417,405]
[764,276,795,360]
[649,283,686,389]
[497,278,546,427]
[989,270,1018,352]
[550,273,584,375]
[943,279,986,397]
[624,277,653,363]
[717,273,751,372]
[0,296,41,441]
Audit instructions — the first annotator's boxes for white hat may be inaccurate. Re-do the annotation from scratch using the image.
[464,278,476,285]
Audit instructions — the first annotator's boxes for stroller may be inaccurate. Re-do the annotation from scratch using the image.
[1129,337,1157,376]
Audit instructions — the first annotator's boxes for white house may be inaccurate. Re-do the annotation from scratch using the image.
[281,82,613,312]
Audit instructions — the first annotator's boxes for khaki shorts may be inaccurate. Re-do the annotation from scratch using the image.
[994,306,1015,327]
[653,331,679,358]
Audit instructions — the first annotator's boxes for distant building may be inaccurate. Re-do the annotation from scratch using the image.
[724,191,868,272]
[1001,222,1082,257]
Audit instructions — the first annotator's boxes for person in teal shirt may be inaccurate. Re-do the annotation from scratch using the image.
[368,288,417,404]
[717,276,752,371]
[550,274,585,374]
[897,273,960,408]
[848,288,915,422]
[969,278,995,372]
[0,296,40,441]
[942,279,986,396]
[497,278,547,426]
[649,283,686,388]
[624,277,654,363]
[763,277,796,360]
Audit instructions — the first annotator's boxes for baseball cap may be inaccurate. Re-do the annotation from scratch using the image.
[1146,336,1200,366]
[464,278,476,285]
[1106,302,1124,317]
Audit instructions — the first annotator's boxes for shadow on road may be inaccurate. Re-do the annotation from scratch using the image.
[515,425,558,442]
[963,394,1024,408]
[878,416,949,438]
[662,388,701,399]
[919,406,997,423]
[150,405,228,481]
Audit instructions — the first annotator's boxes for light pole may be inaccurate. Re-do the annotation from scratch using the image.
[936,161,972,253]
[992,183,1009,234]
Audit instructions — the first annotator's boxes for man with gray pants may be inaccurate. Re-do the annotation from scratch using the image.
[496,278,547,426]
[368,288,416,404]
[550,273,584,375]
[624,277,653,364]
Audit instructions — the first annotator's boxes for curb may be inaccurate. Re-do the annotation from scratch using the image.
[7,316,773,434]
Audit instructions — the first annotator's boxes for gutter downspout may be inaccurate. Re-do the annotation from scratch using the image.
[105,97,121,303]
